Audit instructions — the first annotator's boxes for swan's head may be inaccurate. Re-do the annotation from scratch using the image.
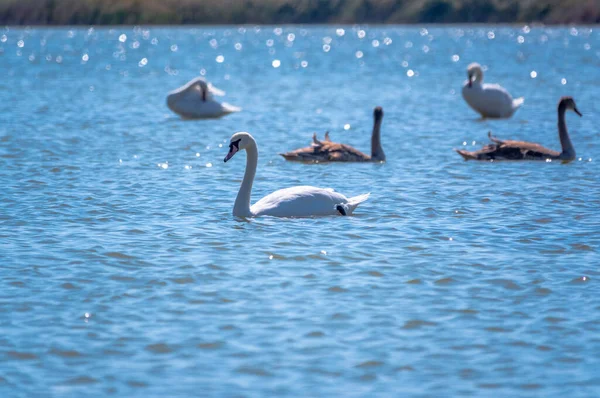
[559,96,582,117]
[466,62,483,87]
[374,106,384,121]
[224,132,253,162]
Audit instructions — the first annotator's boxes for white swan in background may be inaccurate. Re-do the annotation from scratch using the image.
[223,132,370,217]
[166,77,241,119]
[462,62,524,119]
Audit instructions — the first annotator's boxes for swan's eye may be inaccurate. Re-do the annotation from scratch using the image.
[230,139,241,150]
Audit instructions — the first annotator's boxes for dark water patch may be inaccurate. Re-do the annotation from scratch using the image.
[235,366,273,377]
[49,348,82,358]
[519,384,542,390]
[571,243,594,252]
[534,287,552,296]
[485,327,512,333]
[145,343,175,354]
[356,360,384,369]
[170,276,195,284]
[60,282,79,290]
[127,380,148,388]
[478,383,502,389]
[6,351,38,360]
[434,277,457,285]
[103,252,137,260]
[484,279,523,291]
[327,286,348,293]
[403,320,437,330]
[61,376,99,385]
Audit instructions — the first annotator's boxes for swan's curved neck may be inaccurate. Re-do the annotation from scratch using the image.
[194,81,208,102]
[371,116,385,161]
[558,103,575,159]
[233,141,257,217]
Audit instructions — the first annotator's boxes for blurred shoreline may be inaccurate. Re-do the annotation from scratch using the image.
[1,0,598,25]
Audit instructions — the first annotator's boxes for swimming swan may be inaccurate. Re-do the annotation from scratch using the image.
[224,132,370,217]
[280,107,385,162]
[166,77,241,119]
[462,63,524,119]
[456,97,581,161]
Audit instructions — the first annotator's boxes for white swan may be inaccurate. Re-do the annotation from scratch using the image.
[166,77,241,119]
[224,132,370,217]
[462,63,524,119]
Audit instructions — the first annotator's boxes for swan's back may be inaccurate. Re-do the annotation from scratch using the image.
[251,186,357,217]
[280,142,370,162]
[456,140,560,161]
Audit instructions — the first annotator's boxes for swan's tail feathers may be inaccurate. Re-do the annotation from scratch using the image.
[221,103,242,114]
[344,193,370,214]
[455,148,476,161]
[513,97,525,109]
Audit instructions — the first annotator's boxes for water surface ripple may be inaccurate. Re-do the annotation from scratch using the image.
[1,26,599,397]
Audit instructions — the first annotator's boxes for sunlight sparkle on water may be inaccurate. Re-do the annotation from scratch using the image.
[3,26,598,398]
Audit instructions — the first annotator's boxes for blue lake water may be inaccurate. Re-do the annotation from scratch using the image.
[1,25,600,397]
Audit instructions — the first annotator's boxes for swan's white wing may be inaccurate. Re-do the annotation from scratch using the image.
[251,186,349,217]
[462,82,519,118]
[208,83,226,97]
